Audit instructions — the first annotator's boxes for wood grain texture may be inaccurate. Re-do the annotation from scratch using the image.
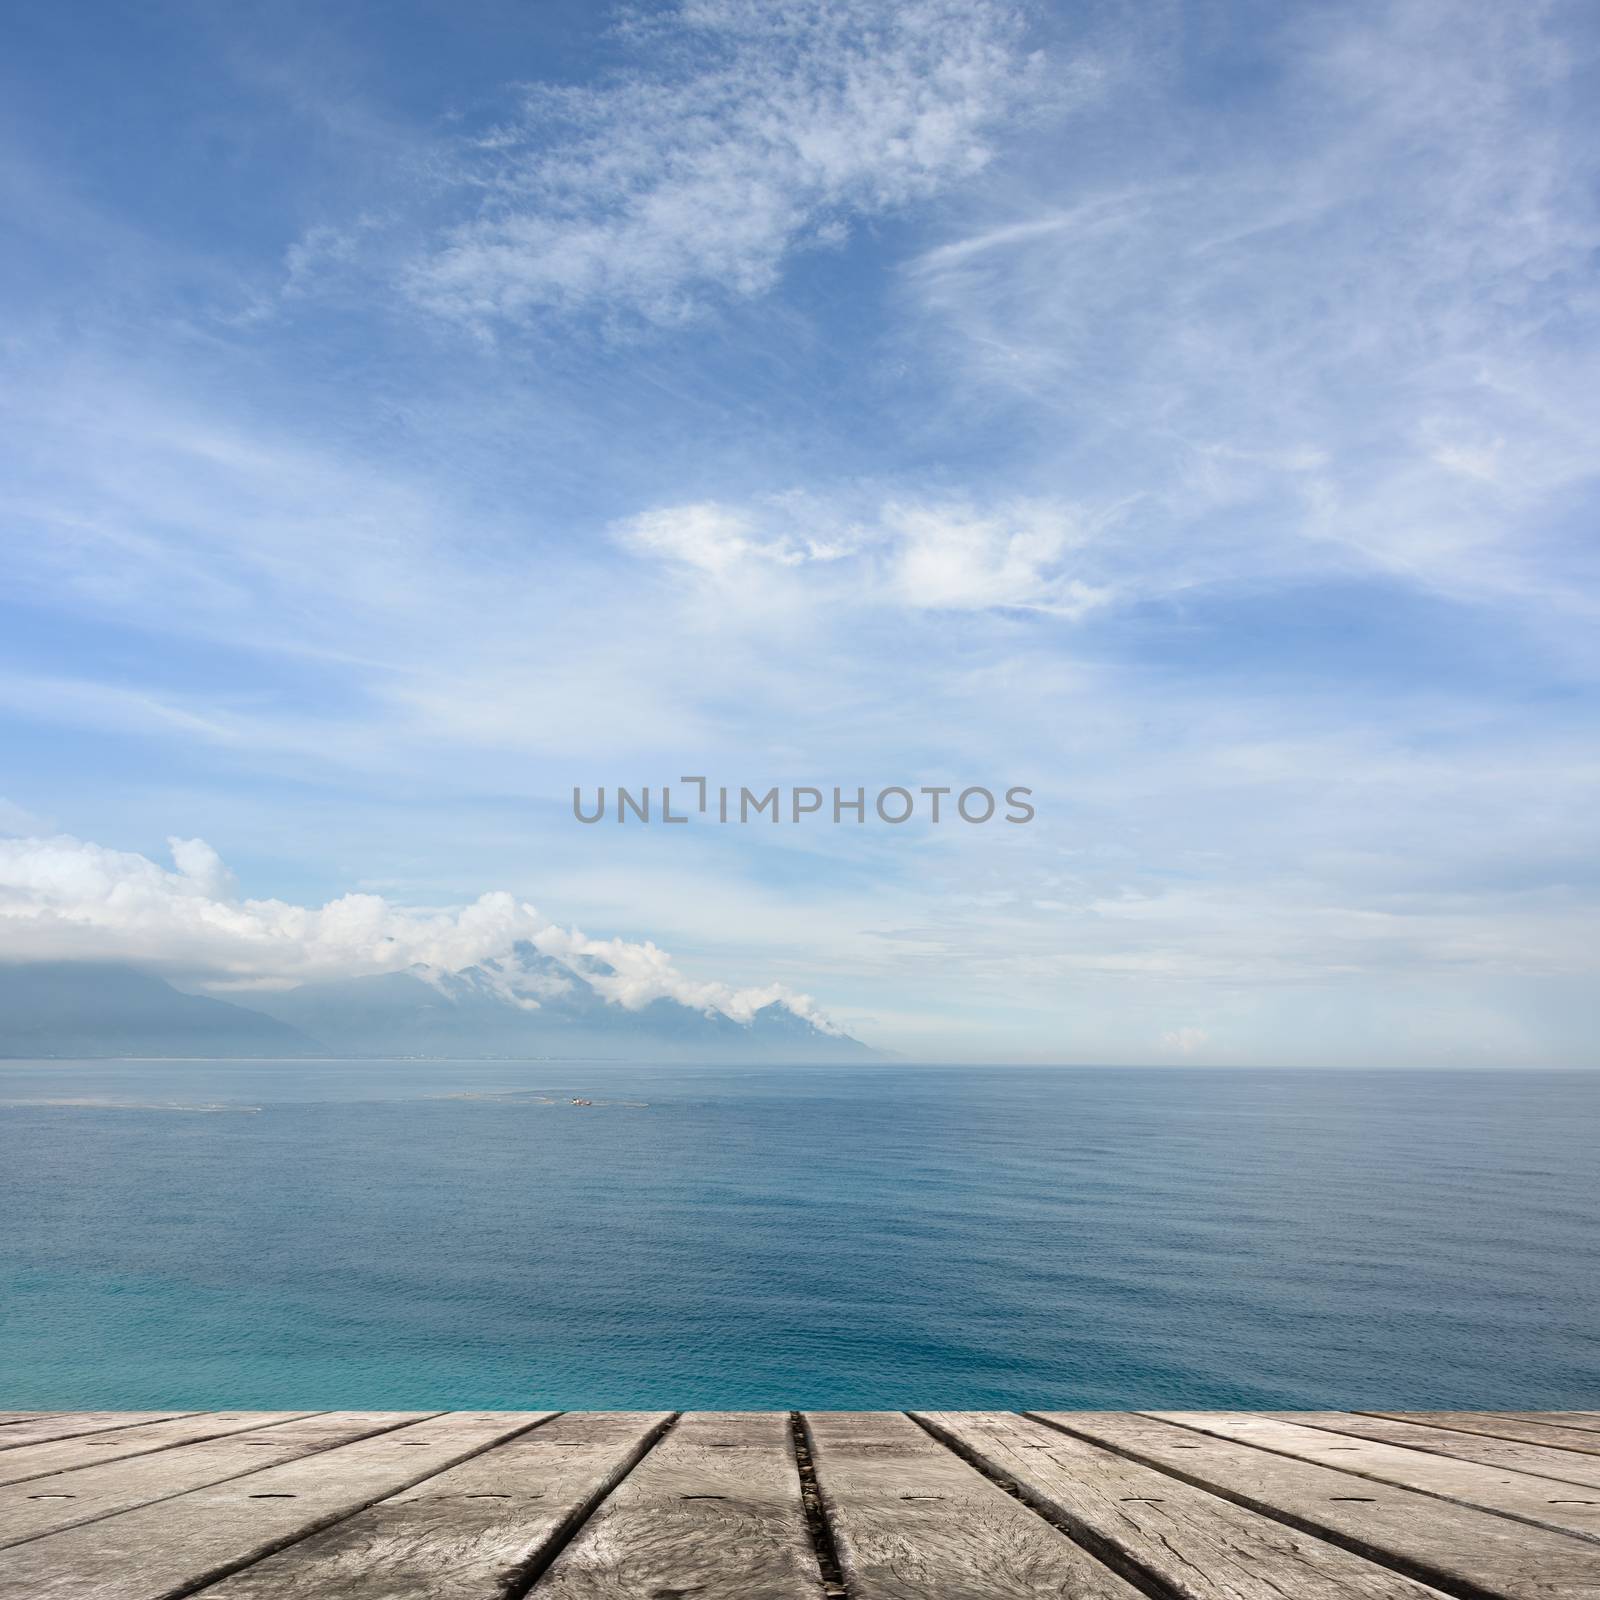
[0,1411,318,1488]
[1360,1413,1600,1457]
[197,1411,672,1600]
[919,1410,1452,1599]
[0,1413,192,1453]
[4,1411,1598,1595]
[0,1411,549,1600]
[1269,1414,1600,1492]
[1146,1412,1600,1543]
[529,1411,820,1600]
[1505,1416,1600,1436]
[805,1411,1139,1600]
[1032,1411,1600,1600]
[0,1413,431,1549]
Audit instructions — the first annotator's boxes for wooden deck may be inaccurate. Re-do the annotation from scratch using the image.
[1,1409,1598,1597]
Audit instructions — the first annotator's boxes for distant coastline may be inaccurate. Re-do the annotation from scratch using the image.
[0,959,882,1065]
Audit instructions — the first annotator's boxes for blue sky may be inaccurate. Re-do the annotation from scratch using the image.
[3,0,1599,1064]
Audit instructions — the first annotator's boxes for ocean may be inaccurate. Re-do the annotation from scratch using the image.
[1,1061,1595,1411]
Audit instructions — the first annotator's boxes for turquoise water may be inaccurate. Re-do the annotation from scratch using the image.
[0,1062,1596,1410]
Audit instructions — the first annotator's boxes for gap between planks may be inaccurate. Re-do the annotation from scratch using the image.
[1026,1411,1600,1600]
[2,1412,1597,1600]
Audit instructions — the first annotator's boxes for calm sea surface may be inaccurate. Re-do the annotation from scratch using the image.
[1,1062,1595,1410]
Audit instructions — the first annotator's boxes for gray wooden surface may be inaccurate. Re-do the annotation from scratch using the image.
[1501,1414,1600,1435]
[0,1410,320,1489]
[806,1411,1142,1600]
[917,1410,1451,1599]
[0,1412,192,1452]
[1360,1411,1600,1456]
[0,1412,547,1599]
[1144,1410,1600,1540]
[532,1411,821,1600]
[1033,1410,1600,1600]
[0,1412,430,1549]
[1267,1412,1600,1491]
[198,1412,671,1600]
[2,1409,1597,1597]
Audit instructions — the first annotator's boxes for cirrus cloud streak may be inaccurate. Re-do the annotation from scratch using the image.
[406,0,1061,328]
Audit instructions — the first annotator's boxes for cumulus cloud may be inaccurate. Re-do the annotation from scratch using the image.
[531,924,841,1033]
[0,833,546,983]
[614,493,1113,615]
[618,501,848,576]
[884,499,1110,615]
[0,833,835,1028]
[406,0,1050,327]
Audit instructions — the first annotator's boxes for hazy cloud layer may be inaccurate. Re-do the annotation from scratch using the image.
[909,0,1600,611]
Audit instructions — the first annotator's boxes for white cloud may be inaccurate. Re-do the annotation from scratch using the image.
[164,837,238,902]
[0,833,544,983]
[885,499,1110,615]
[614,493,1114,615]
[0,833,835,1028]
[907,0,1600,611]
[1160,1026,1209,1056]
[530,924,841,1032]
[406,0,1052,327]
[618,501,842,576]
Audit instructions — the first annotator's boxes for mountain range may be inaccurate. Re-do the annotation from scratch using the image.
[0,948,877,1062]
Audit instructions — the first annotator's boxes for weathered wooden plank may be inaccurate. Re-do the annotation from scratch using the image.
[0,1412,193,1452]
[0,1412,429,1549]
[1146,1411,1600,1543]
[919,1410,1453,1599]
[1273,1413,1600,1492]
[0,1414,60,1426]
[1032,1412,1600,1600]
[0,1411,549,1599]
[0,1411,319,1488]
[197,1411,671,1599]
[530,1412,819,1600]
[1505,1415,1600,1436]
[805,1411,1140,1600]
[1361,1412,1600,1457]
